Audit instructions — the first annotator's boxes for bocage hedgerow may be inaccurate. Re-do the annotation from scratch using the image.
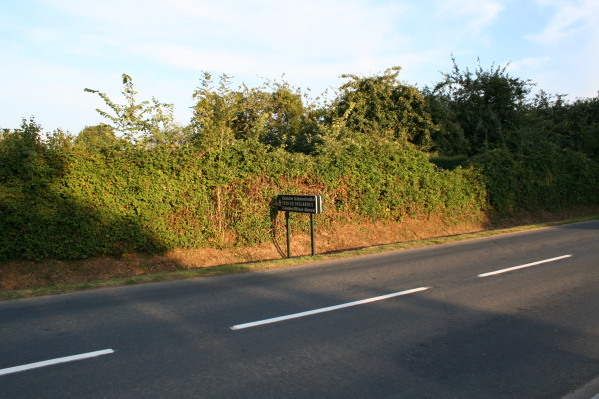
[1,60,598,261]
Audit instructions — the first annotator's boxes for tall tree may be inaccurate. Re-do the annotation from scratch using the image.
[329,66,436,148]
[433,57,532,155]
[191,75,319,153]
[190,72,239,151]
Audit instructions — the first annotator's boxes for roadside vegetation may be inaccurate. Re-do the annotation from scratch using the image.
[1,58,598,288]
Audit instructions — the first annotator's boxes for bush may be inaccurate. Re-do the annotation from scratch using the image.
[3,62,598,261]
[472,144,599,215]
[1,127,488,260]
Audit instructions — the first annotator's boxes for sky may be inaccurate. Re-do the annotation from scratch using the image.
[1,0,598,134]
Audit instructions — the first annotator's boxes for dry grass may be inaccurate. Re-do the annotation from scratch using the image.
[1,208,597,299]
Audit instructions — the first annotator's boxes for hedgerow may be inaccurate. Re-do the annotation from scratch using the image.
[2,60,598,261]
[0,124,485,260]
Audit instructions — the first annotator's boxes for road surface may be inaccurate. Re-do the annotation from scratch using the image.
[1,220,598,398]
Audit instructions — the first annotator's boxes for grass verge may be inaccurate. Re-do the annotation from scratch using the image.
[1,215,597,301]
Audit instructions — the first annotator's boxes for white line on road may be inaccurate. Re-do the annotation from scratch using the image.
[231,286,431,330]
[478,255,573,278]
[0,349,114,376]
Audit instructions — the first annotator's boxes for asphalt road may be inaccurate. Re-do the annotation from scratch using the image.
[1,220,598,398]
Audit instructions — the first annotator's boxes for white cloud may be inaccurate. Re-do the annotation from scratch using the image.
[26,27,65,45]
[528,0,599,44]
[432,0,504,38]
[506,56,550,72]
[0,0,468,131]
[39,1,411,60]
[522,0,599,97]
[3,0,596,133]
[93,0,421,90]
[133,42,264,73]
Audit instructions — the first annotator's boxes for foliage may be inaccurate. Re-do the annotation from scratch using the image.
[75,124,125,151]
[0,118,57,187]
[0,120,485,261]
[0,118,71,259]
[315,135,485,221]
[472,142,599,214]
[328,67,436,148]
[190,72,239,152]
[2,59,599,261]
[429,154,468,170]
[191,73,322,154]
[422,88,468,156]
[432,57,533,155]
[526,91,599,159]
[85,74,185,146]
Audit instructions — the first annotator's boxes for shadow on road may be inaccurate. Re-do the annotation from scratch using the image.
[1,257,598,399]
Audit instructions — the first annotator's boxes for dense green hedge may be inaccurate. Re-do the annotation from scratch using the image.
[2,63,598,262]
[2,127,597,261]
[473,145,599,214]
[314,137,485,220]
[0,133,487,261]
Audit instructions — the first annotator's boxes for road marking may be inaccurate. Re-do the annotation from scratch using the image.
[478,255,573,278]
[231,287,431,330]
[0,349,114,376]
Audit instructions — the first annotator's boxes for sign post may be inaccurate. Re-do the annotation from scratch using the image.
[285,211,291,257]
[276,195,322,257]
[310,213,316,256]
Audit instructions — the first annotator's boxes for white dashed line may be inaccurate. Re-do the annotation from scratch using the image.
[231,286,431,330]
[0,349,114,376]
[478,255,573,278]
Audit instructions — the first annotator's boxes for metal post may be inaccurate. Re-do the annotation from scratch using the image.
[285,211,291,258]
[310,213,316,256]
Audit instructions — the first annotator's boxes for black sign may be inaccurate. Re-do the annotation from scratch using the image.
[276,195,322,214]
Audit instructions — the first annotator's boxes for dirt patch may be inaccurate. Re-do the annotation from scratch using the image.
[1,208,596,291]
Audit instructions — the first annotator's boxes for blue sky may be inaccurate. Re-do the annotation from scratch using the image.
[1,0,598,134]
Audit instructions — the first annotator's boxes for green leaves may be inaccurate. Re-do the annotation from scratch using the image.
[0,127,488,261]
[85,74,180,146]
[190,73,320,154]
[329,67,436,148]
[2,62,599,261]
[432,57,532,156]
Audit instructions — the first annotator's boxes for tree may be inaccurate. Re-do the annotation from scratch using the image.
[75,124,123,151]
[433,57,533,155]
[85,74,184,146]
[0,118,48,183]
[191,74,320,153]
[190,72,239,151]
[232,80,319,153]
[422,88,468,156]
[328,66,436,148]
